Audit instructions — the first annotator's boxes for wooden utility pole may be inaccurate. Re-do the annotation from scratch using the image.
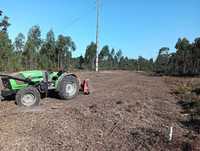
[95,0,100,72]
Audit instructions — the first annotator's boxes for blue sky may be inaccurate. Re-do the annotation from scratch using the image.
[1,0,200,59]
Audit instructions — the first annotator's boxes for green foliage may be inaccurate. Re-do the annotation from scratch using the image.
[40,30,56,69]
[99,45,110,60]
[78,55,84,69]
[0,32,13,71]
[14,33,25,52]
[116,49,122,62]
[0,15,77,72]
[2,9,200,74]
[55,35,76,70]
[138,56,154,71]
[154,37,200,76]
[154,47,169,73]
[23,25,42,69]
[82,43,154,71]
[0,10,10,32]
[0,10,155,72]
[99,45,112,69]
[84,42,97,70]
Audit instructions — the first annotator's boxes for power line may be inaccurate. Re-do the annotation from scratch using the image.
[64,2,96,30]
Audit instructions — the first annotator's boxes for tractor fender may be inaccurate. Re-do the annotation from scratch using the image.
[55,73,80,92]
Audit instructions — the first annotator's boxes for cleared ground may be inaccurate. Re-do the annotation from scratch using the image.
[0,71,199,150]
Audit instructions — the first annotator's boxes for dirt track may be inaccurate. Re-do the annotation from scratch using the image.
[0,71,199,151]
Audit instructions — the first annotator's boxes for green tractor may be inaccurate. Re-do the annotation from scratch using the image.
[0,70,84,107]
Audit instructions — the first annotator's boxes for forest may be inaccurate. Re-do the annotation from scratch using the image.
[0,10,200,76]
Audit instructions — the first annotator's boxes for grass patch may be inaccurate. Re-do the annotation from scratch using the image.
[174,84,192,95]
[174,82,200,134]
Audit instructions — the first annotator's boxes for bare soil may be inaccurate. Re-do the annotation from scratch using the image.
[0,71,199,151]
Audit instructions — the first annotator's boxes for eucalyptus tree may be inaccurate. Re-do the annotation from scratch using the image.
[56,35,76,70]
[155,47,170,74]
[84,42,97,70]
[40,30,56,69]
[14,33,25,52]
[23,25,42,69]
[0,10,10,32]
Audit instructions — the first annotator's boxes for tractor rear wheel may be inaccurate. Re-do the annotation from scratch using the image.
[58,76,79,100]
[16,87,40,107]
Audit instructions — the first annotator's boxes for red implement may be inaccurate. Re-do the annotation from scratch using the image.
[81,79,90,95]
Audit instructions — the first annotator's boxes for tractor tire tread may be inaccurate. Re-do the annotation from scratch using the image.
[58,75,79,100]
[16,87,40,107]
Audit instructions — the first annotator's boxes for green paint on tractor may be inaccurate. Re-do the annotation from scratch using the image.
[9,70,58,90]
[0,70,81,107]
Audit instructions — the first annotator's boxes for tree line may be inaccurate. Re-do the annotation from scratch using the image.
[0,10,154,72]
[155,37,200,76]
[1,10,200,75]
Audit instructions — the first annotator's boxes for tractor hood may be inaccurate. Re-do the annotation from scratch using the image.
[11,70,45,83]
[19,70,44,79]
[17,70,58,82]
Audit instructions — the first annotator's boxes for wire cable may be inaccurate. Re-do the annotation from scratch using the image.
[63,1,97,30]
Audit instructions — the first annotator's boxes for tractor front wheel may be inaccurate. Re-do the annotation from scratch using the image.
[16,87,41,107]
